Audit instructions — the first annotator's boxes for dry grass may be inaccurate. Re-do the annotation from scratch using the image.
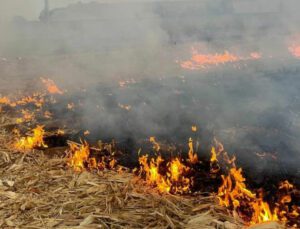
[0,128,244,229]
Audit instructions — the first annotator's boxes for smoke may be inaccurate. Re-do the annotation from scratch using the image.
[1,0,300,178]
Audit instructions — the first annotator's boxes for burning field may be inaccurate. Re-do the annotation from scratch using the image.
[2,1,300,228]
[0,69,299,228]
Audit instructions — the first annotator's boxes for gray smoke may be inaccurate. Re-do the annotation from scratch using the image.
[0,0,300,178]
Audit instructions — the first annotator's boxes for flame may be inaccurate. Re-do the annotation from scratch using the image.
[149,136,160,152]
[0,94,45,108]
[67,141,117,172]
[41,78,63,95]
[138,154,191,194]
[210,146,220,174]
[67,142,90,172]
[14,125,48,151]
[180,48,261,70]
[188,137,198,164]
[279,180,294,190]
[213,142,298,226]
[0,96,11,105]
[44,111,52,119]
[17,94,45,108]
[191,125,197,132]
[251,197,279,224]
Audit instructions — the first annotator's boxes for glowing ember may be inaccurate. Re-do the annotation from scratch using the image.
[191,125,197,132]
[41,78,63,95]
[14,125,48,151]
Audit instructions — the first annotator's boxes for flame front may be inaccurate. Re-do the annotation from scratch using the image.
[180,48,261,70]
[214,142,298,225]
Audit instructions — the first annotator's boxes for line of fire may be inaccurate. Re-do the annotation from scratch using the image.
[0,0,299,228]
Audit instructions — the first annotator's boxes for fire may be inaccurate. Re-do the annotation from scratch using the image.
[191,125,197,132]
[149,136,160,152]
[67,142,91,172]
[44,111,52,119]
[41,78,63,95]
[251,197,278,224]
[217,164,282,225]
[16,109,35,123]
[188,137,198,164]
[0,96,11,105]
[180,48,261,70]
[0,94,45,108]
[138,154,191,194]
[213,142,298,226]
[210,146,220,174]
[1,80,298,227]
[67,141,117,172]
[14,125,48,151]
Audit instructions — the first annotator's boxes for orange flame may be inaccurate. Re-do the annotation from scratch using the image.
[138,154,191,194]
[41,78,63,95]
[67,142,90,172]
[149,136,160,152]
[0,96,11,105]
[213,141,298,225]
[67,141,117,172]
[14,125,48,151]
[188,137,198,164]
[180,48,261,70]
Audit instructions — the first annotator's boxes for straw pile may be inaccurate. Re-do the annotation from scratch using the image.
[0,127,246,229]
